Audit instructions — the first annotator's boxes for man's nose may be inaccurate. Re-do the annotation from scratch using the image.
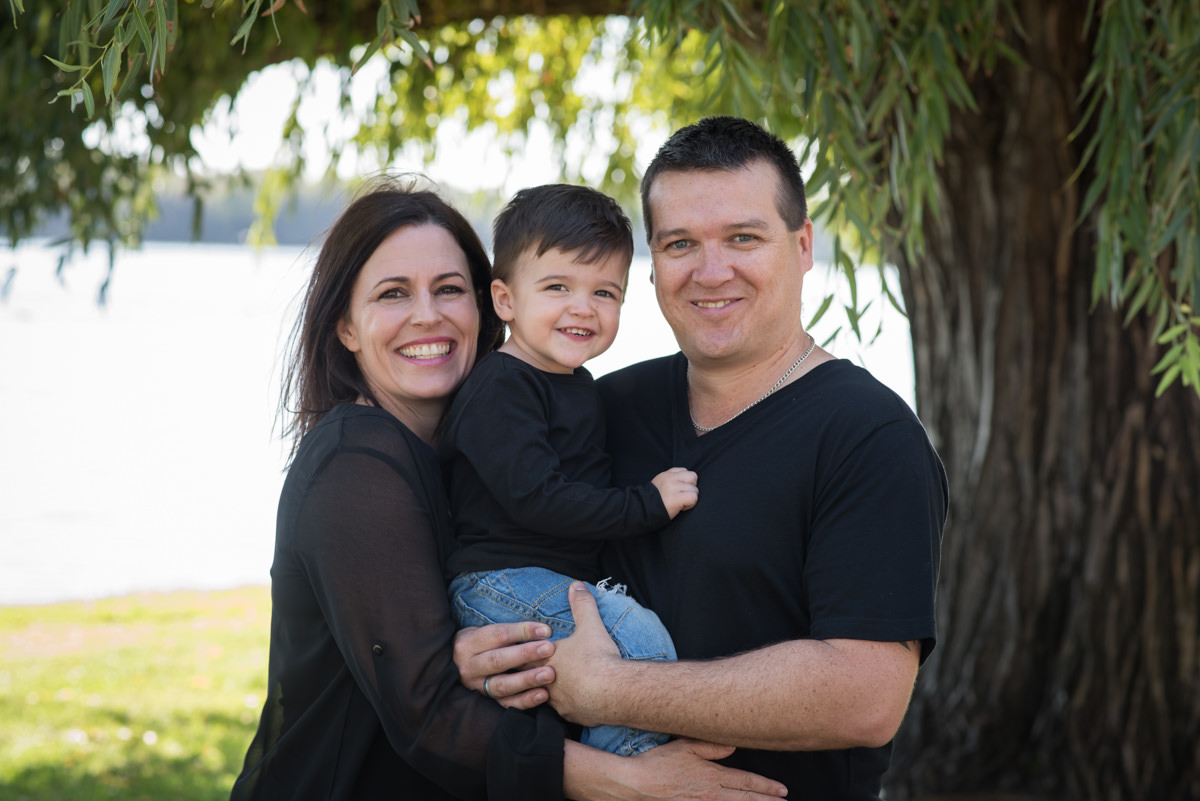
[693,246,735,286]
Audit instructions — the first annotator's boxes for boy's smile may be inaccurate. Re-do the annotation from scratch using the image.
[491,247,629,374]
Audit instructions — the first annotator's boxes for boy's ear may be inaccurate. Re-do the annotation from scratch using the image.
[491,279,516,322]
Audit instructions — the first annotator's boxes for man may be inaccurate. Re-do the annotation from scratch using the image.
[457,116,947,799]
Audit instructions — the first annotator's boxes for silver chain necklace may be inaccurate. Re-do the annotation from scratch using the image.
[689,334,816,433]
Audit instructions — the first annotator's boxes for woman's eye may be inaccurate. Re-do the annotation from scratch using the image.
[436,284,466,296]
[379,287,407,300]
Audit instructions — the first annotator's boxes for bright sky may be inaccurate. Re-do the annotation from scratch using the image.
[188,52,660,195]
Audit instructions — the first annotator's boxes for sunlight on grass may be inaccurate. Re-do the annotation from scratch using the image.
[0,587,270,801]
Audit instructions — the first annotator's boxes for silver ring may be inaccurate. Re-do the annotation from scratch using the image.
[483,675,495,699]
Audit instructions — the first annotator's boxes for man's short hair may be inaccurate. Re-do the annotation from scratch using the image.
[640,116,808,239]
[492,184,634,284]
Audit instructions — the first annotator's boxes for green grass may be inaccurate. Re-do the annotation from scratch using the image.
[0,587,271,801]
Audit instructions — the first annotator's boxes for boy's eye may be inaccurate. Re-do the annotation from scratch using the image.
[594,289,618,300]
[545,283,568,292]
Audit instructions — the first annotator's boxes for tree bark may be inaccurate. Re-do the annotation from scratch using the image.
[888,3,1200,799]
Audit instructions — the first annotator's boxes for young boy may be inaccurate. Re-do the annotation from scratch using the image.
[440,184,697,757]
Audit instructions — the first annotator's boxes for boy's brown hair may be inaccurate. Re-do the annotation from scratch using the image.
[491,184,634,285]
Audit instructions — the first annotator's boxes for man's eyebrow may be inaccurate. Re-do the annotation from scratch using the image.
[653,218,771,245]
[652,227,690,245]
[729,218,771,230]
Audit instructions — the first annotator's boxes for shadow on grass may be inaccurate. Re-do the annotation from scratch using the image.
[1,710,253,801]
[3,758,236,801]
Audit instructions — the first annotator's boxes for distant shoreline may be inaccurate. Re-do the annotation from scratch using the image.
[0,583,271,610]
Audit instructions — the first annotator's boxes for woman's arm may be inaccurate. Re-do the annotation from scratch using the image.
[296,439,563,798]
[563,740,788,801]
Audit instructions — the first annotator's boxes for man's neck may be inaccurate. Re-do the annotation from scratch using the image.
[686,334,824,432]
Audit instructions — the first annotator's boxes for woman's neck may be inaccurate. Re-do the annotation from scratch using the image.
[360,396,444,445]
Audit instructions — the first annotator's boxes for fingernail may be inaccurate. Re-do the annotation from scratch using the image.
[572,581,587,592]
[535,624,551,638]
[536,643,553,659]
[536,668,553,683]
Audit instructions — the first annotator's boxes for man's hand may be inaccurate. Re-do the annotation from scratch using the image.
[452,621,556,709]
[651,467,699,519]
[546,582,627,726]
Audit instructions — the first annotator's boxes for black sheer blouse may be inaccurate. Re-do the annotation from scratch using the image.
[231,403,565,800]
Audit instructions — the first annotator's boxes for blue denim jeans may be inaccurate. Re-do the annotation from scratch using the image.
[449,566,676,756]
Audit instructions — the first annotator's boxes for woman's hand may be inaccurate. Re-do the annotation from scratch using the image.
[452,621,556,709]
[564,739,789,800]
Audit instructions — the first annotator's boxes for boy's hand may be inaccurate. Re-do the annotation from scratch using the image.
[652,467,699,518]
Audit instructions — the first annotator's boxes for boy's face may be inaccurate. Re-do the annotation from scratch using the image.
[492,247,629,373]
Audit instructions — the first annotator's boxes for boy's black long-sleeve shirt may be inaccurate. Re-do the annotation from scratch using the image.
[440,352,670,583]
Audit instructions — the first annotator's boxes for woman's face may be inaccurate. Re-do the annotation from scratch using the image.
[337,224,480,426]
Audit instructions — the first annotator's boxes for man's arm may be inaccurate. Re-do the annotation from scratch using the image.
[547,583,920,751]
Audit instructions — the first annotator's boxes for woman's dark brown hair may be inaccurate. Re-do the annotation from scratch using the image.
[279,177,503,462]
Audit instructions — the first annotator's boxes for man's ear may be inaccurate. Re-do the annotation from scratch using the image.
[336,316,360,353]
[794,219,815,276]
[491,279,516,322]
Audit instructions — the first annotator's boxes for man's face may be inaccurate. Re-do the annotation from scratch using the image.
[646,160,814,370]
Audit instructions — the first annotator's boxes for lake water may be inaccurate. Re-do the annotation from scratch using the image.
[0,241,912,606]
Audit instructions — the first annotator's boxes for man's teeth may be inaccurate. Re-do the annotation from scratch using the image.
[695,300,732,309]
[399,342,451,358]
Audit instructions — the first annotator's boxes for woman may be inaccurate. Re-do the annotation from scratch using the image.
[230,178,786,801]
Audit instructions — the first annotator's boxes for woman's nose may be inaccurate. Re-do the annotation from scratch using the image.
[411,291,440,325]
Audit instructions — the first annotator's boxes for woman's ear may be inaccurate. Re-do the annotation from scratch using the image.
[336,316,360,353]
[491,279,516,322]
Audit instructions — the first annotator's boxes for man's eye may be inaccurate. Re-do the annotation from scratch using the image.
[732,233,755,243]
[668,239,690,250]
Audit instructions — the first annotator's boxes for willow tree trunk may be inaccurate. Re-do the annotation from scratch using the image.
[887,4,1200,800]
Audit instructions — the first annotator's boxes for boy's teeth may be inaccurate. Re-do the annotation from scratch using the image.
[562,328,592,336]
[400,342,451,358]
